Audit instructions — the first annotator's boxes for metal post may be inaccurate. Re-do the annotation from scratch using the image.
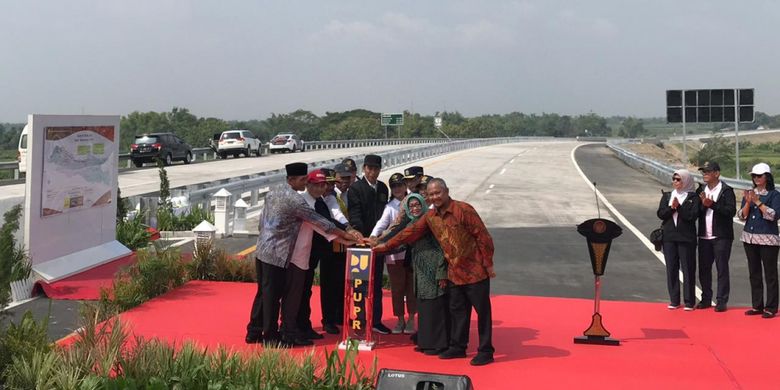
[682,90,687,166]
[734,89,740,180]
[594,276,601,314]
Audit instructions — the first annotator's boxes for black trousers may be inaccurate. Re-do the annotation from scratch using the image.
[662,241,697,307]
[372,254,386,326]
[296,256,320,333]
[743,243,780,312]
[448,278,494,356]
[245,258,264,337]
[282,263,307,339]
[697,238,732,305]
[320,251,346,326]
[417,294,450,351]
[260,262,287,340]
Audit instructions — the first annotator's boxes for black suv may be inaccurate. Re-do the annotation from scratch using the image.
[130,133,193,168]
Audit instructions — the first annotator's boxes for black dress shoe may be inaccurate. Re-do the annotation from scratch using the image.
[245,334,263,344]
[438,349,467,359]
[745,308,764,316]
[323,323,340,335]
[282,337,314,346]
[372,323,392,335]
[470,354,494,366]
[762,311,776,319]
[695,302,711,309]
[714,303,727,312]
[302,329,324,340]
[424,348,447,356]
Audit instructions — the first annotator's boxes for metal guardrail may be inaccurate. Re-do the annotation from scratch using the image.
[0,137,459,182]
[606,141,753,190]
[127,136,551,212]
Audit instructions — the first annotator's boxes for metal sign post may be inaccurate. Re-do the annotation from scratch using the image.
[682,93,687,166]
[666,89,754,178]
[381,113,403,138]
[734,89,740,180]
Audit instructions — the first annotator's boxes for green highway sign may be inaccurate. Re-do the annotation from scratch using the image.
[381,113,404,126]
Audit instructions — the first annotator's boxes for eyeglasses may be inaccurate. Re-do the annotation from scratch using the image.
[672,177,682,182]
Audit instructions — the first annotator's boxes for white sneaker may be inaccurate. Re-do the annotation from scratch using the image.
[684,306,695,311]
[392,320,405,334]
[667,304,680,310]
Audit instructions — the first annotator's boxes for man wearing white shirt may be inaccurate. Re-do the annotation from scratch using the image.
[695,161,737,312]
[282,169,341,345]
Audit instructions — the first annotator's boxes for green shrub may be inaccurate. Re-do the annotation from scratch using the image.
[187,240,218,280]
[116,215,151,250]
[99,243,187,313]
[215,253,256,282]
[189,242,256,282]
[157,206,214,231]
[0,204,29,309]
[0,310,52,383]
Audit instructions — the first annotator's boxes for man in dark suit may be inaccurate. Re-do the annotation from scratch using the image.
[348,154,392,334]
[695,161,736,312]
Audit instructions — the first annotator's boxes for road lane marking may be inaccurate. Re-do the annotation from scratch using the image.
[489,184,495,189]
[570,143,703,300]
[237,245,257,257]
[510,159,515,164]
[500,168,506,175]
[485,190,492,194]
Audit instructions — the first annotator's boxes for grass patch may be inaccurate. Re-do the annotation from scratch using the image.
[2,303,378,388]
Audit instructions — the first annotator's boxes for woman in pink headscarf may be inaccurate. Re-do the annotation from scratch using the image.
[657,169,701,310]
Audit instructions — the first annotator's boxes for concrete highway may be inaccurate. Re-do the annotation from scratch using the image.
[4,140,760,340]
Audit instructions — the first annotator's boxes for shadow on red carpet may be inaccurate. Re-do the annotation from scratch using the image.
[99,280,780,389]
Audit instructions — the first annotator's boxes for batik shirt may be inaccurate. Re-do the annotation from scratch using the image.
[383,199,495,285]
[255,184,337,268]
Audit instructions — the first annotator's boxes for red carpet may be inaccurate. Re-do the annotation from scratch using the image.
[100,281,780,389]
[34,253,138,300]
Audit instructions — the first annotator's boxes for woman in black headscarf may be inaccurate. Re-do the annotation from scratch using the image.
[657,169,700,311]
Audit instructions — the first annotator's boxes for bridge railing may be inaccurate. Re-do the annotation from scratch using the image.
[0,137,462,183]
[606,141,753,190]
[127,136,552,214]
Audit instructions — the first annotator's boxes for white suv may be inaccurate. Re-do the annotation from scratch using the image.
[217,130,262,159]
[269,133,304,153]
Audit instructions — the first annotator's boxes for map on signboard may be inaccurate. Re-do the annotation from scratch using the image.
[41,126,115,217]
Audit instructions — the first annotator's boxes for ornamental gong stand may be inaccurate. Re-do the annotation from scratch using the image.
[574,218,622,346]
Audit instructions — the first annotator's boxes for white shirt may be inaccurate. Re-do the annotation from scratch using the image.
[701,181,723,239]
[290,191,337,270]
[323,193,348,225]
[668,190,689,226]
[365,177,378,191]
[370,198,405,264]
[335,187,349,208]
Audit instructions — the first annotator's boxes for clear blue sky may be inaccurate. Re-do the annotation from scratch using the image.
[1,0,778,122]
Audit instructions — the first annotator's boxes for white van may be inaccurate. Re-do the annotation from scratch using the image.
[17,123,29,173]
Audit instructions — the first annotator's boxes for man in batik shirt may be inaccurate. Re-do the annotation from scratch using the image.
[373,178,496,366]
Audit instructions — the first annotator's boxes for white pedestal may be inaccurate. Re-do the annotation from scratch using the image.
[33,240,131,282]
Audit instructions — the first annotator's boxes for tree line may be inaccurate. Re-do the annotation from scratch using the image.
[2,109,780,153]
